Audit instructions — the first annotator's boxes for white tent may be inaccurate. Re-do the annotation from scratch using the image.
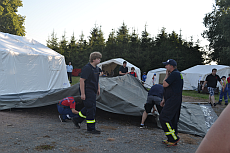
[181,65,230,90]
[97,58,141,80]
[144,68,166,88]
[0,32,70,103]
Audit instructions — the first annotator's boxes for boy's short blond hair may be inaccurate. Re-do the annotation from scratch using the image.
[89,52,102,62]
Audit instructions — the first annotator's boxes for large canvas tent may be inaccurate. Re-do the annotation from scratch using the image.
[97,58,141,80]
[0,32,70,109]
[144,68,166,88]
[182,65,230,90]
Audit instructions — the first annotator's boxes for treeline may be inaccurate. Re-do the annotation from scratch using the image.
[47,22,205,72]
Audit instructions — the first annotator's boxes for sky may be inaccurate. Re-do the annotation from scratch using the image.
[18,0,215,48]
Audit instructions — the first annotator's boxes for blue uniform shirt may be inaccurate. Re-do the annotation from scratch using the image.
[142,75,147,81]
[165,69,183,93]
[66,65,73,72]
[81,63,100,93]
[148,84,164,99]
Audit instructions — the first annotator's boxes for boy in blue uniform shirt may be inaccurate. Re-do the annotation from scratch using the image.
[72,52,102,134]
[142,72,147,84]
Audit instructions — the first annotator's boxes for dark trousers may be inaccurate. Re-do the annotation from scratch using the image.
[159,92,182,142]
[57,104,77,120]
[73,91,96,131]
[67,72,72,83]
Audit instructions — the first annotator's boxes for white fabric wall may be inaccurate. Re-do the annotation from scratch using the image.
[144,68,166,88]
[0,32,70,95]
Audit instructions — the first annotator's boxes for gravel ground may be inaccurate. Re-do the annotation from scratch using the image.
[0,96,226,153]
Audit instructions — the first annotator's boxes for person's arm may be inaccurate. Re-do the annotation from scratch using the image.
[222,81,226,91]
[160,97,165,107]
[80,78,86,100]
[196,104,230,153]
[163,70,170,87]
[71,108,79,114]
[202,81,207,90]
[97,83,100,95]
[119,71,127,75]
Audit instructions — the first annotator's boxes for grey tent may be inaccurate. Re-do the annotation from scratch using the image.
[0,74,217,136]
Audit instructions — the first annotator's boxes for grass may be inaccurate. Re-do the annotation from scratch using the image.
[70,76,80,85]
[182,90,229,102]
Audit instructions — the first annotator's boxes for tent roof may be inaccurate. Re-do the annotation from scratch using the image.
[182,65,230,74]
[148,68,166,73]
[0,32,61,56]
[98,58,139,70]
[98,58,141,80]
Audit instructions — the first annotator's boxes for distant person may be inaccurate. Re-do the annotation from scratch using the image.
[152,73,156,85]
[202,68,223,106]
[217,76,228,105]
[140,84,164,128]
[129,67,137,78]
[142,72,147,85]
[195,104,230,153]
[227,74,230,98]
[72,52,102,134]
[66,62,73,83]
[119,61,128,76]
[160,59,183,147]
[57,97,80,122]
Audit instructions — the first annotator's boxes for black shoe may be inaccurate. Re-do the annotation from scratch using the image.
[140,125,146,129]
[87,129,101,134]
[72,118,80,129]
[216,102,221,105]
[213,103,216,106]
[225,103,228,105]
[59,115,66,122]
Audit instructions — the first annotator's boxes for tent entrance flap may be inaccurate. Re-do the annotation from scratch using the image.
[102,62,117,74]
[159,73,166,84]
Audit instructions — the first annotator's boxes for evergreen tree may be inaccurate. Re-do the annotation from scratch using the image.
[88,25,105,53]
[104,29,117,60]
[116,22,130,57]
[0,0,25,36]
[47,30,59,52]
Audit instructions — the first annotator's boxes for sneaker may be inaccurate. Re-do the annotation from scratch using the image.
[66,114,72,120]
[87,129,101,134]
[162,140,168,144]
[216,102,221,105]
[225,103,228,105]
[166,138,180,147]
[213,103,216,106]
[72,118,80,129]
[140,125,146,129]
[59,115,66,122]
